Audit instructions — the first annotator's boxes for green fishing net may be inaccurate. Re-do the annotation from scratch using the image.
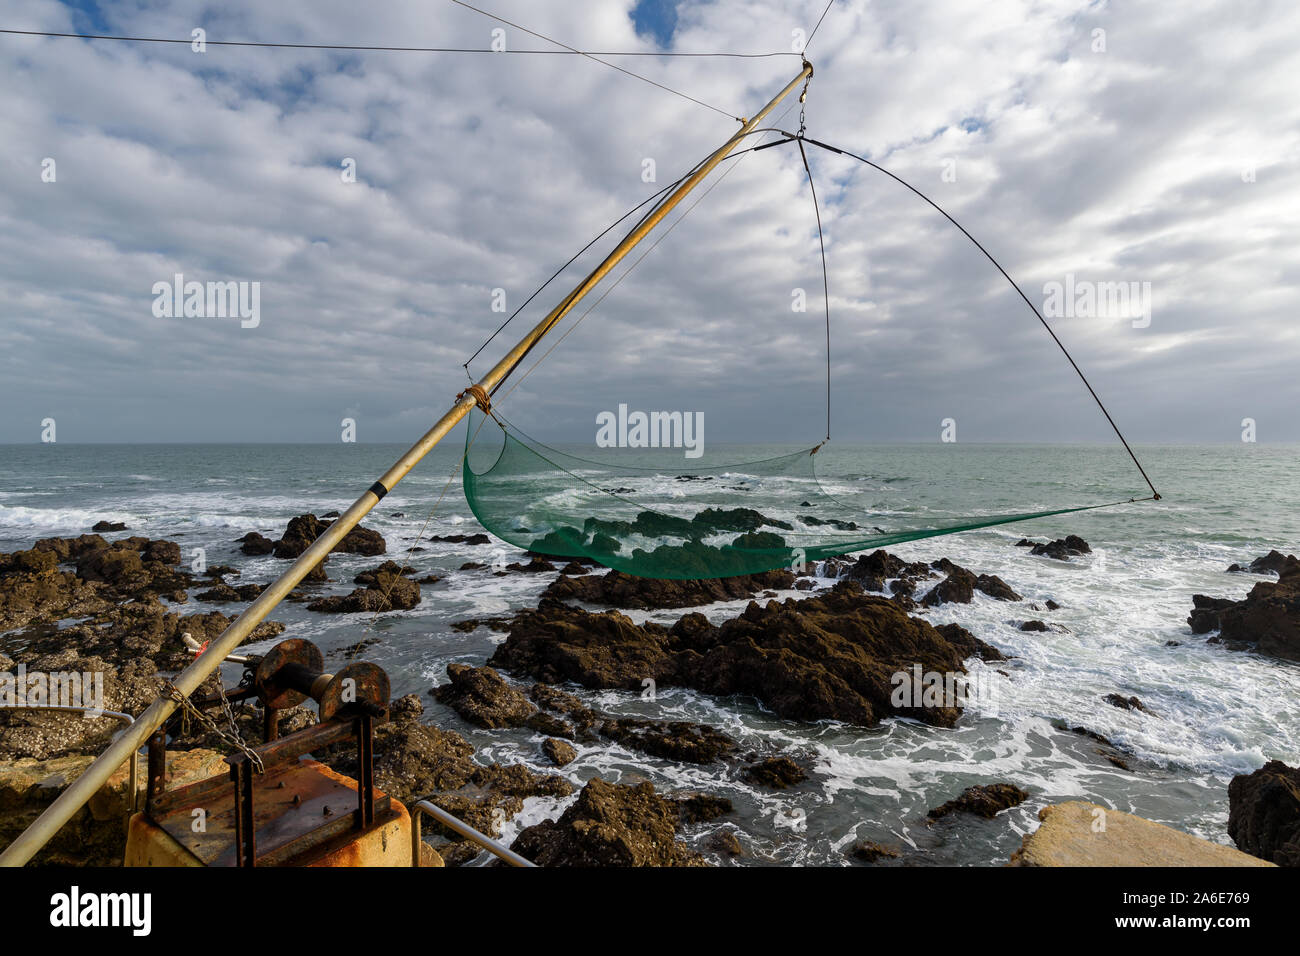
[461,409,1126,580]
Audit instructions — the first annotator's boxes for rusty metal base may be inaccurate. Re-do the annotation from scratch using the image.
[127,759,410,867]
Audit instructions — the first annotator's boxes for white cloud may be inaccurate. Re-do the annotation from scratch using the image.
[0,0,1296,445]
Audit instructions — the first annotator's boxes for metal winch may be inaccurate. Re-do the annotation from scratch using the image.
[127,637,404,867]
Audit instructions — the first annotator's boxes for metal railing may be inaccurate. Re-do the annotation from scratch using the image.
[410,799,535,868]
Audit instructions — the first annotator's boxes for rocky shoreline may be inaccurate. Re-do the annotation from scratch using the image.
[2,517,1298,867]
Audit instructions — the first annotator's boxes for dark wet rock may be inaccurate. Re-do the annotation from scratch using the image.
[0,555,111,631]
[922,567,975,606]
[493,581,1002,728]
[541,567,796,610]
[922,559,1021,606]
[541,737,577,767]
[110,536,150,552]
[742,756,808,789]
[449,616,511,633]
[335,637,382,658]
[1190,555,1300,662]
[975,574,1022,601]
[928,783,1029,820]
[353,560,415,585]
[429,533,492,546]
[32,534,109,563]
[76,548,144,588]
[1165,640,1181,647]
[390,693,424,722]
[510,778,705,867]
[194,582,264,603]
[1019,619,1068,633]
[433,666,733,764]
[2,536,209,632]
[525,710,574,739]
[1104,693,1152,714]
[673,794,733,824]
[273,514,326,558]
[458,562,486,571]
[1063,724,1133,771]
[503,557,557,574]
[600,718,735,765]
[321,510,341,518]
[1029,536,1092,560]
[4,602,285,672]
[693,507,793,533]
[1045,599,1061,610]
[91,520,127,533]
[733,531,787,551]
[558,561,590,576]
[61,539,194,601]
[529,684,599,736]
[1228,760,1300,866]
[273,513,386,559]
[0,548,59,577]
[1227,550,1291,575]
[839,550,932,593]
[305,569,419,613]
[204,565,239,579]
[800,514,860,531]
[416,575,442,585]
[300,555,330,584]
[142,540,181,565]
[238,532,276,556]
[850,840,901,862]
[434,663,536,729]
[708,830,745,856]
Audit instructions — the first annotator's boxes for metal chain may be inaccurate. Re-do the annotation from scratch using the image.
[163,679,265,773]
[798,66,812,136]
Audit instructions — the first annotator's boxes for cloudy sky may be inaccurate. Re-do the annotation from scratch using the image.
[1,0,1297,445]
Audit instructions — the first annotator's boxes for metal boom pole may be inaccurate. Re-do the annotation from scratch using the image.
[0,61,813,866]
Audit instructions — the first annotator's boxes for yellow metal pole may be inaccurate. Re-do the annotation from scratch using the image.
[0,62,812,867]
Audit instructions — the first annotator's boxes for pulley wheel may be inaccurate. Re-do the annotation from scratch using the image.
[254,638,324,709]
[318,662,390,722]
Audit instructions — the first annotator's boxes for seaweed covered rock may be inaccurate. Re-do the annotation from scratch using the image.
[492,580,1003,728]
[433,663,536,729]
[306,570,419,613]
[928,783,1029,819]
[0,548,110,631]
[3,599,283,672]
[541,567,795,610]
[510,778,705,867]
[742,756,808,789]
[433,666,735,765]
[541,737,577,767]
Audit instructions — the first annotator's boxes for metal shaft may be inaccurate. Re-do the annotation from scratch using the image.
[0,63,812,867]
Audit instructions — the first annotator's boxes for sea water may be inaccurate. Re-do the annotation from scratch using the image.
[1,441,1296,866]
